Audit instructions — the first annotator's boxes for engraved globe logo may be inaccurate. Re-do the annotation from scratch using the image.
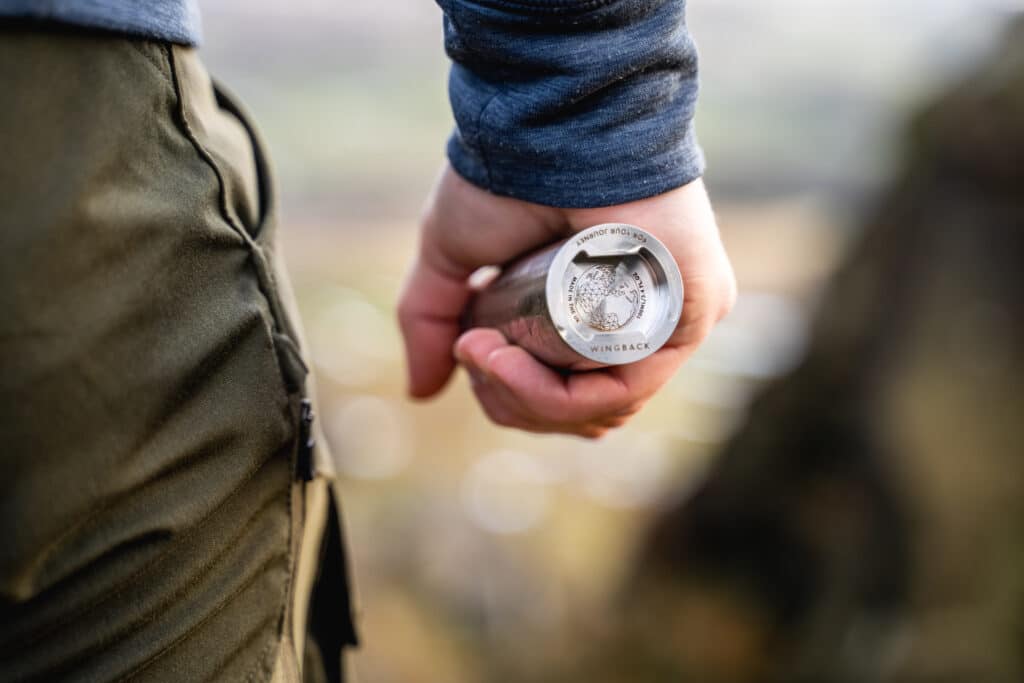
[574,264,641,332]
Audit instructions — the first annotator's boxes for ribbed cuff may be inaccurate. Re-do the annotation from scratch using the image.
[446,119,705,208]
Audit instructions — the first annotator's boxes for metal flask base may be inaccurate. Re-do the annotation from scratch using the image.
[465,223,684,370]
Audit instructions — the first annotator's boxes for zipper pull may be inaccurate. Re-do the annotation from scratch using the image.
[297,398,316,481]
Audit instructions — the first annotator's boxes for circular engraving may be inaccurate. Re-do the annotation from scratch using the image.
[573,264,641,332]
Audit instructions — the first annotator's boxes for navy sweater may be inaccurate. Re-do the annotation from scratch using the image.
[0,0,704,208]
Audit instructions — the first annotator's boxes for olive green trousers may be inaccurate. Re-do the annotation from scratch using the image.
[0,27,356,682]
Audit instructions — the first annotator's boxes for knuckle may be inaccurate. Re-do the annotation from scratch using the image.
[395,300,414,327]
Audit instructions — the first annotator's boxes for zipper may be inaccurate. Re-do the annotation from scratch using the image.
[297,398,316,481]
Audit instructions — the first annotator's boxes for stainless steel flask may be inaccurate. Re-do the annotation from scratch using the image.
[464,223,684,369]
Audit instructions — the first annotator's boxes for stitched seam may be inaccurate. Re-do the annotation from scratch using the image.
[211,82,275,235]
[121,553,289,682]
[165,45,297,683]
[165,46,251,247]
[164,45,294,422]
[126,40,170,83]
[7,41,288,629]
[201,612,279,683]
[2,461,289,676]
[0,42,296,683]
[249,480,296,683]
[165,48,300,390]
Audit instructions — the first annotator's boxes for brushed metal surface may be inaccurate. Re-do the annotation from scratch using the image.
[465,223,683,369]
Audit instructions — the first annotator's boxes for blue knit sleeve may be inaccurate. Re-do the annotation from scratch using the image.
[437,0,704,208]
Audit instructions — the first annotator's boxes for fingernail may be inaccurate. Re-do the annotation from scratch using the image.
[454,347,479,370]
[453,337,472,365]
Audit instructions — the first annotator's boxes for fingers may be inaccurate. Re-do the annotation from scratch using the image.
[397,164,566,399]
[454,328,680,437]
[397,256,470,399]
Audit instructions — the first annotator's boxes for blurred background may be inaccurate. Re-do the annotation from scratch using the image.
[199,2,1024,681]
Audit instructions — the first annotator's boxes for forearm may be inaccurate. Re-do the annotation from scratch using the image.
[438,0,704,208]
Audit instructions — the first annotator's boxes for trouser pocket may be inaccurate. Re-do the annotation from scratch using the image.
[0,34,301,682]
[169,45,359,680]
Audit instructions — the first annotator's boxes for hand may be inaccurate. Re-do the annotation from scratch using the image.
[397,163,736,438]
